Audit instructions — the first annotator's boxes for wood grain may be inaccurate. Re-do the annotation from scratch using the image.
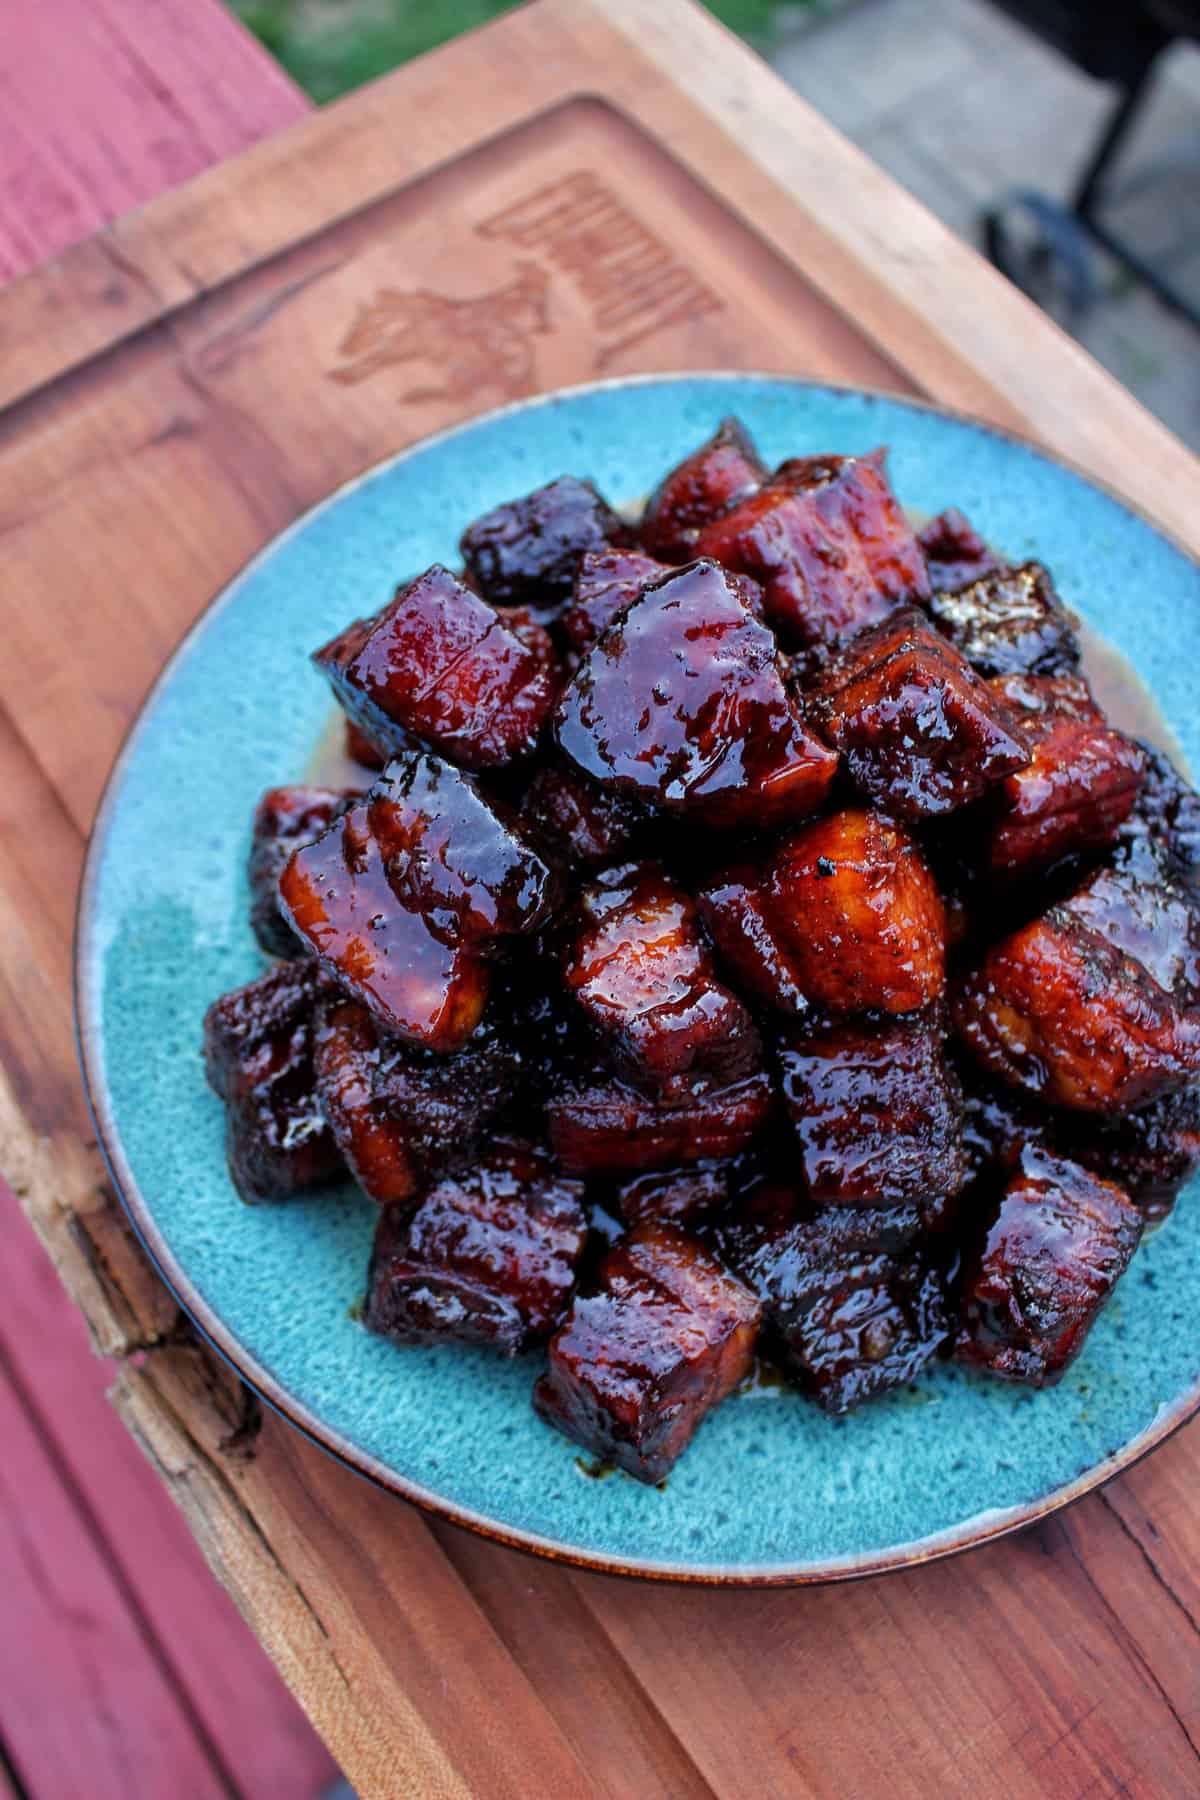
[0,0,305,281]
[2,2,1200,1794]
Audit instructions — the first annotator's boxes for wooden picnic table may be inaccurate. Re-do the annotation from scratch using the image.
[3,1,1200,1794]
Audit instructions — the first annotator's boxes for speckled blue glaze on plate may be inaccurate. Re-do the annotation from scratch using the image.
[77,375,1200,1583]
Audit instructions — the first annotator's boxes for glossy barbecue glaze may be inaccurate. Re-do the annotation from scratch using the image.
[279,755,554,1052]
[314,564,559,769]
[927,561,1080,679]
[776,1010,965,1208]
[640,416,766,563]
[561,862,761,1091]
[200,414,1200,1487]
[956,1144,1142,1385]
[459,475,630,621]
[249,784,362,957]
[366,1138,588,1353]
[694,448,928,655]
[203,961,343,1203]
[556,558,838,829]
[534,1223,760,1482]
[810,607,1030,820]
[985,673,1144,876]
[716,1185,950,1413]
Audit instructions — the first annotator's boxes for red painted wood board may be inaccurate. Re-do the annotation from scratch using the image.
[0,1174,340,1798]
[0,0,308,281]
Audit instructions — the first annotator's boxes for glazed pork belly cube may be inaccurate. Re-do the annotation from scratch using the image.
[366,1138,588,1354]
[984,674,1145,877]
[547,1067,774,1176]
[698,864,811,1019]
[371,1003,520,1169]
[1059,1086,1200,1224]
[1116,744,1200,900]
[279,754,555,1052]
[459,475,630,621]
[520,760,646,868]
[766,810,947,1014]
[534,1223,760,1482]
[248,784,360,957]
[954,861,1200,1112]
[927,562,1080,678]
[313,565,559,770]
[808,606,1029,820]
[693,448,928,655]
[561,547,671,655]
[203,961,342,1204]
[613,1159,736,1230]
[776,1011,966,1208]
[956,1144,1142,1385]
[917,507,1002,594]
[313,997,519,1206]
[716,1185,950,1412]
[640,417,766,563]
[562,863,762,1091]
[313,997,422,1206]
[555,559,838,830]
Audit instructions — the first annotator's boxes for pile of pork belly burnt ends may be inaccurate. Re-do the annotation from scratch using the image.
[203,419,1200,1483]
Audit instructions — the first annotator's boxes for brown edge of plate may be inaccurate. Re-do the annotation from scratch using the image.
[73,371,1200,1587]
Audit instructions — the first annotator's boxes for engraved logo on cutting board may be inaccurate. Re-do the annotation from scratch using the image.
[477,170,723,368]
[330,261,551,402]
[329,170,723,400]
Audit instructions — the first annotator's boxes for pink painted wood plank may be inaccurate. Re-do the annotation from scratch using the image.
[0,0,310,282]
[0,1327,234,1800]
[0,1176,340,1796]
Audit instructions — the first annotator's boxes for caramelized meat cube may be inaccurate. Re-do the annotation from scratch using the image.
[985,674,1145,876]
[776,1012,965,1207]
[563,863,761,1091]
[548,1068,774,1176]
[1060,1087,1200,1223]
[959,1074,1047,1187]
[366,1139,587,1353]
[716,1185,949,1412]
[556,559,838,829]
[954,864,1200,1112]
[248,784,360,957]
[694,448,928,653]
[313,997,421,1206]
[917,508,1001,594]
[459,476,630,620]
[203,961,342,1203]
[561,547,671,655]
[928,561,1080,678]
[613,1160,735,1230]
[956,1144,1141,1385]
[279,756,555,1051]
[698,865,811,1019]
[534,1223,760,1482]
[767,810,946,1014]
[520,761,645,868]
[371,1005,519,1169]
[640,417,766,563]
[1116,744,1200,900]
[313,565,558,770]
[809,607,1029,819]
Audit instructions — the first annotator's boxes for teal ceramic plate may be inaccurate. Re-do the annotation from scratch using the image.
[77,375,1200,1584]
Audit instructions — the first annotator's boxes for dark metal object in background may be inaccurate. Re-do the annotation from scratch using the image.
[982,0,1200,329]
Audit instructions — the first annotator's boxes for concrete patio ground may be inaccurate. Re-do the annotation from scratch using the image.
[772,0,1200,450]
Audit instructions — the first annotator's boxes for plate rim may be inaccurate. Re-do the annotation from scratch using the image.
[74,370,1200,1586]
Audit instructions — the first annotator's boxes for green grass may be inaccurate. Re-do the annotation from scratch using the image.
[231,0,803,104]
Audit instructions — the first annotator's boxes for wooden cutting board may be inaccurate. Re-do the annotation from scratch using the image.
[4,2,1200,1793]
